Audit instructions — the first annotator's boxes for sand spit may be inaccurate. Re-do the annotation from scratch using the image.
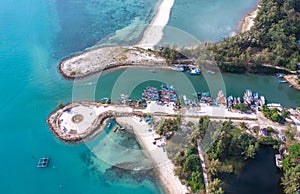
[59,46,166,79]
[137,0,175,49]
[59,0,176,79]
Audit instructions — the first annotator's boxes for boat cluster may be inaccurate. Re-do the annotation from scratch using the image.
[185,89,267,111]
[170,64,201,75]
[276,73,293,87]
[142,84,178,104]
[242,89,265,107]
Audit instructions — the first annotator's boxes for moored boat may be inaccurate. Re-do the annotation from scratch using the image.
[190,68,201,75]
[113,126,119,132]
[275,73,284,78]
[278,80,287,83]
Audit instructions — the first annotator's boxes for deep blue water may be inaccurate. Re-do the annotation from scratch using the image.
[223,147,284,194]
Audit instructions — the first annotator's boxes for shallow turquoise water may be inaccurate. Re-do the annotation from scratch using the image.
[162,0,260,44]
[1,0,297,193]
[0,0,162,193]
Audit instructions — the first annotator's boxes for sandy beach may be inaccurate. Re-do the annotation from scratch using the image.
[241,6,259,33]
[284,74,300,91]
[116,116,188,194]
[137,0,175,49]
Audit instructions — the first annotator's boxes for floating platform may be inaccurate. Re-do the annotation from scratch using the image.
[37,157,50,168]
[275,154,283,168]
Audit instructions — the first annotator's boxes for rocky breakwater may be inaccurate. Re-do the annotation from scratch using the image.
[47,102,115,143]
[59,46,167,79]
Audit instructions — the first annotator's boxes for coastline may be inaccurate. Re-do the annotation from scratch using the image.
[240,5,259,33]
[116,117,188,194]
[137,0,175,49]
[284,75,300,91]
[58,46,167,79]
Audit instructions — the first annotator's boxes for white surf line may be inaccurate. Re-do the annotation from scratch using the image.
[137,0,175,49]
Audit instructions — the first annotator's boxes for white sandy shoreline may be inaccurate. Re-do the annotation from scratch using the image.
[241,5,259,33]
[116,117,188,194]
[137,0,175,49]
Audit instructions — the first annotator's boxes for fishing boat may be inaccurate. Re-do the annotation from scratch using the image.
[119,127,125,131]
[113,126,119,133]
[260,96,265,105]
[243,89,253,105]
[190,68,201,75]
[275,73,284,78]
[278,80,287,83]
[289,84,293,87]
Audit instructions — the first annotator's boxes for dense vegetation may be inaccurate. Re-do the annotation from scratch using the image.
[173,144,205,193]
[261,105,290,123]
[156,116,181,138]
[233,103,250,112]
[208,0,300,72]
[198,118,259,162]
[281,143,300,193]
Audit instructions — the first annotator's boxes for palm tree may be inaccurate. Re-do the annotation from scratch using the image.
[207,159,221,177]
[281,167,300,194]
[208,178,224,194]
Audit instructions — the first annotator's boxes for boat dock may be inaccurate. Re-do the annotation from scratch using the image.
[275,154,283,168]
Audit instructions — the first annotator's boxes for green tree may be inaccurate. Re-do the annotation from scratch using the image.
[271,112,280,122]
[281,166,300,194]
[208,158,221,177]
[183,154,200,172]
[189,171,204,192]
[239,103,250,112]
[208,178,224,194]
[289,143,300,159]
[282,110,290,118]
[245,144,256,159]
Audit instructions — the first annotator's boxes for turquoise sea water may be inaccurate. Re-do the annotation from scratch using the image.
[0,0,162,193]
[1,0,298,194]
[162,0,260,44]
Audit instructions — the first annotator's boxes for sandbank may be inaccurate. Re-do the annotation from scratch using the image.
[137,0,175,49]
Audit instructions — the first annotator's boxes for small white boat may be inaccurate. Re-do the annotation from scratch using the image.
[190,68,201,75]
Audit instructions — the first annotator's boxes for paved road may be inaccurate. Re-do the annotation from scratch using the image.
[197,140,209,193]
